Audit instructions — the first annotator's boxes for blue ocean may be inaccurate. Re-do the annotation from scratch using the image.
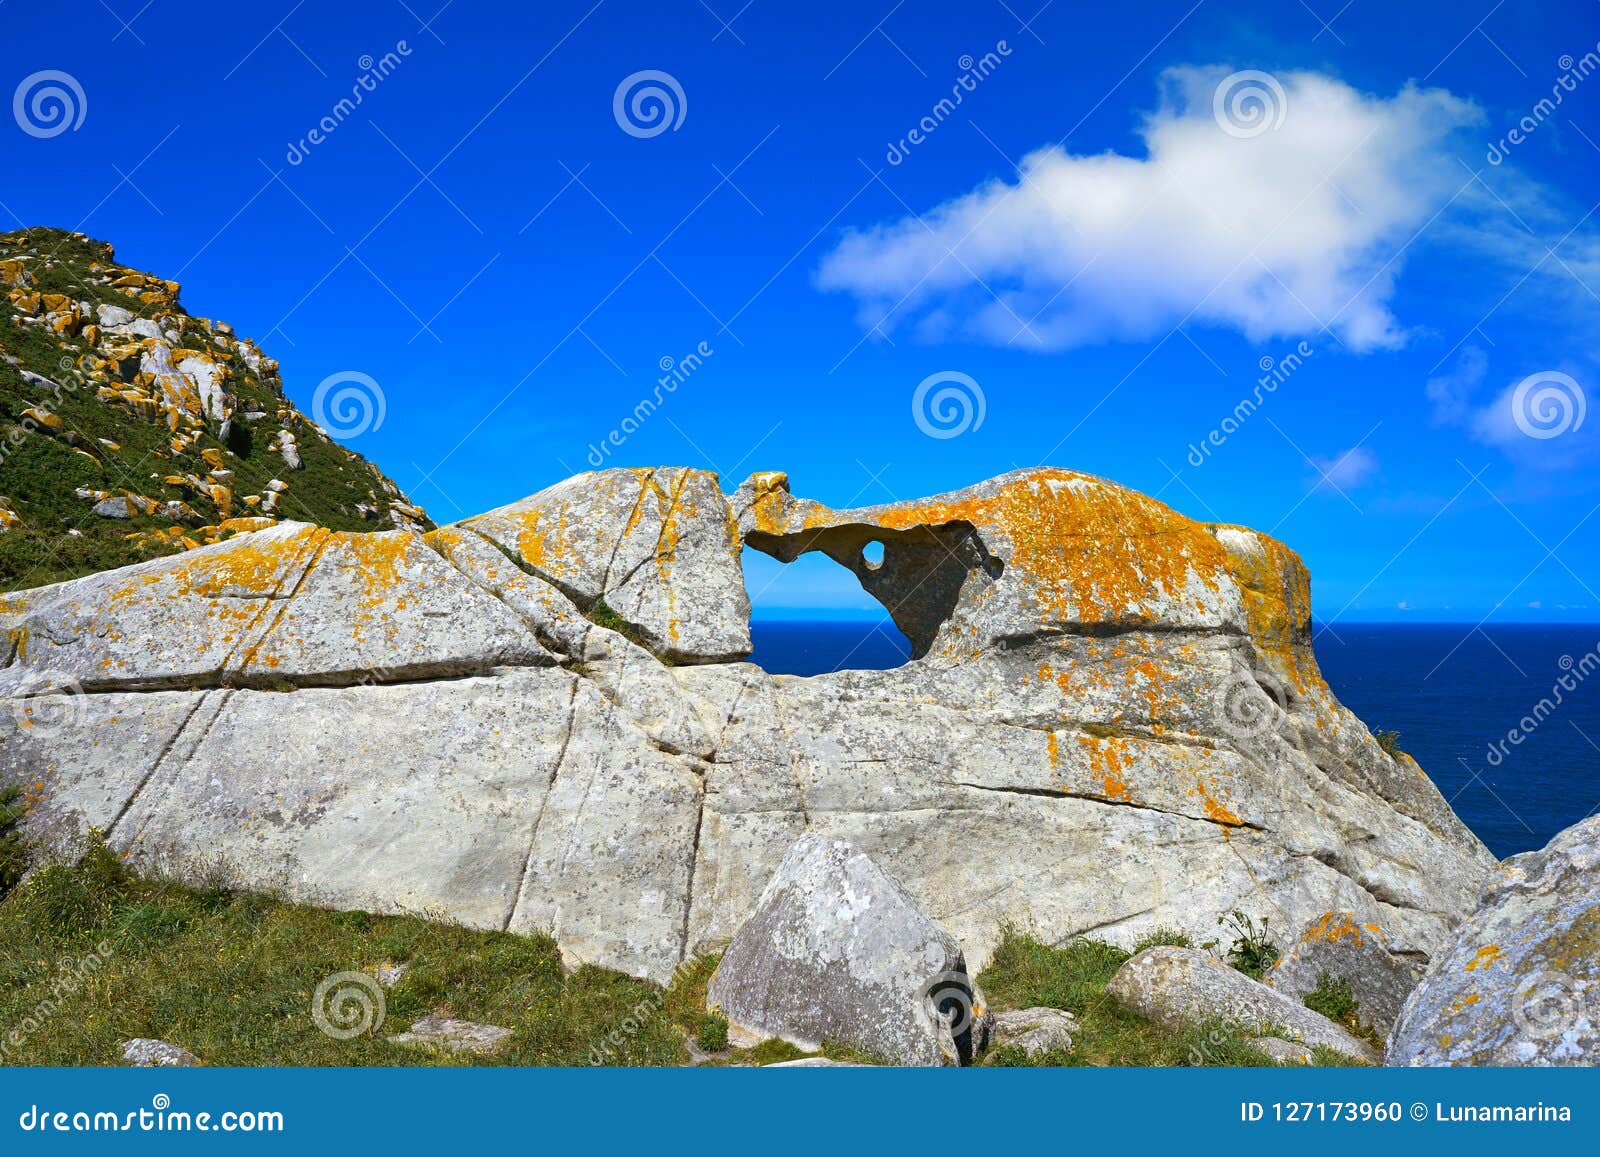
[748,620,1600,859]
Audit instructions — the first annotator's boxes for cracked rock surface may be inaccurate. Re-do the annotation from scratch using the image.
[2,466,1495,983]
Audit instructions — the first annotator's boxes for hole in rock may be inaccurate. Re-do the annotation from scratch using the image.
[741,546,912,676]
[861,540,886,570]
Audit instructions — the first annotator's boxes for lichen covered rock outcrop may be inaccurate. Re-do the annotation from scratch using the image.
[2,465,1496,985]
[0,227,429,592]
[1388,814,1598,1066]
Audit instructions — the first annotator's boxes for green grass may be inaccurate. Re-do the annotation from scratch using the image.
[1374,730,1405,759]
[1302,971,1384,1052]
[976,926,1296,1067]
[0,841,687,1067]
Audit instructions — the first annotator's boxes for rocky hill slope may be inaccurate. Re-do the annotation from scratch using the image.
[0,227,428,591]
[1,466,1496,986]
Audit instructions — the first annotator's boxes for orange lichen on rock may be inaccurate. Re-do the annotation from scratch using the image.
[1463,944,1504,972]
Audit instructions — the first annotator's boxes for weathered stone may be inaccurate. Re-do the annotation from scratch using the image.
[1252,1037,1314,1065]
[3,467,1496,989]
[1388,815,1599,1067]
[387,1015,512,1055]
[2,522,556,691]
[121,1038,201,1067]
[1107,946,1379,1063]
[1267,912,1420,1038]
[707,835,991,1067]
[989,1007,1078,1057]
[463,467,750,663]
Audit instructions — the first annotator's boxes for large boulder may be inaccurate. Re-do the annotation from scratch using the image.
[707,835,991,1066]
[1388,815,1599,1067]
[1267,912,1421,1037]
[2,467,1496,985]
[1107,946,1380,1063]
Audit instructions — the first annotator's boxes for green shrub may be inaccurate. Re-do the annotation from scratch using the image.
[695,1012,729,1052]
[1131,926,1194,953]
[1218,910,1279,980]
[1374,730,1404,758]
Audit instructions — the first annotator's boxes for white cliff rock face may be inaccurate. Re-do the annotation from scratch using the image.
[1,467,1496,985]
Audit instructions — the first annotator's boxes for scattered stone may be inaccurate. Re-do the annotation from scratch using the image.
[762,1057,869,1067]
[387,1015,513,1055]
[707,835,992,1067]
[1388,814,1599,1067]
[373,962,410,988]
[1106,947,1379,1064]
[989,1007,1078,1057]
[121,1039,201,1067]
[1252,1037,1314,1065]
[1267,912,1420,1038]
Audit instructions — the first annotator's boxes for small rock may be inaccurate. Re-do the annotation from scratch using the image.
[1253,1037,1314,1065]
[1107,946,1379,1064]
[121,1039,201,1067]
[762,1057,869,1067]
[373,962,409,988]
[707,834,992,1067]
[387,1014,512,1055]
[989,1007,1078,1057]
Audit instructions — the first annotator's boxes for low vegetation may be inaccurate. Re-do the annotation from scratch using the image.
[0,847,1352,1067]
[1216,910,1279,980]
[977,926,1291,1067]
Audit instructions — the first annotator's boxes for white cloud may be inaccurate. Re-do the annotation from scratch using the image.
[818,66,1484,351]
[1310,445,1380,489]
[1427,347,1595,469]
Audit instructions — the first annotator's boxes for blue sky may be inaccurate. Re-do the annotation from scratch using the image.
[4,0,1599,621]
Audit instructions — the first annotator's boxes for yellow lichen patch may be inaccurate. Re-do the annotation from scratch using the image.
[1193,777,1245,827]
[1464,944,1504,973]
[1302,911,1370,946]
[1072,733,1134,803]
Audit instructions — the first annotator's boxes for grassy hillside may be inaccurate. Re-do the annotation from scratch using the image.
[0,227,430,592]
